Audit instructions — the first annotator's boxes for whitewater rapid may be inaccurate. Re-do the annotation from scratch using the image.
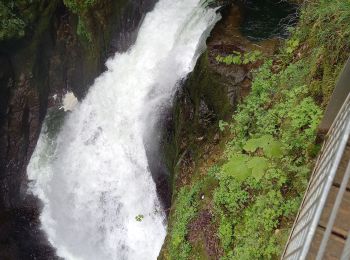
[27,0,219,259]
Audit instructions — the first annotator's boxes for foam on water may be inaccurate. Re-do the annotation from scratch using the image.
[27,1,219,259]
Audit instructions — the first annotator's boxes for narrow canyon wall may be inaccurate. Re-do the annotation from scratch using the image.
[0,0,156,258]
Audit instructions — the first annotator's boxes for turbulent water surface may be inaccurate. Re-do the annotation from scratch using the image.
[27,0,219,259]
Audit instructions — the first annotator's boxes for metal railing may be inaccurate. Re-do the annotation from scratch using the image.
[341,229,350,260]
[282,92,350,260]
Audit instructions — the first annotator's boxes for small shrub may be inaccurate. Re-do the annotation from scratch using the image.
[216,50,263,65]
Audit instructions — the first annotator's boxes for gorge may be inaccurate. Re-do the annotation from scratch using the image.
[2,0,347,259]
[26,1,219,259]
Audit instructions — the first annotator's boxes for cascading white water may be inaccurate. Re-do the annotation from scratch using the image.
[27,0,219,259]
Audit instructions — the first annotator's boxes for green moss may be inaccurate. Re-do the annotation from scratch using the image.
[62,0,98,42]
[282,0,350,106]
[160,53,233,255]
[0,0,50,41]
[211,0,349,257]
[164,0,350,259]
[163,183,201,260]
[186,52,233,120]
[214,59,323,258]
[0,2,26,41]
[63,0,98,12]
[162,51,233,192]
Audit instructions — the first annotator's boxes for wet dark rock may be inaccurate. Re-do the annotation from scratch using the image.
[199,99,216,126]
[161,0,283,190]
[0,195,61,260]
[0,0,157,258]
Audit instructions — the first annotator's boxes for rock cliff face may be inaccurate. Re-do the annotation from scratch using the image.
[163,2,280,198]
[0,0,296,258]
[0,0,156,258]
[159,1,295,258]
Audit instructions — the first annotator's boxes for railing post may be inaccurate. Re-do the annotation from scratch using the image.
[281,57,350,259]
[318,57,350,133]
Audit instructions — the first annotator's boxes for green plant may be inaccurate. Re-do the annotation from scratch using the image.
[167,183,201,260]
[63,0,98,14]
[63,0,98,42]
[221,154,268,182]
[207,165,221,178]
[0,2,26,41]
[77,18,92,42]
[162,0,350,258]
[216,50,263,65]
[219,120,229,131]
[135,214,144,222]
[232,191,284,259]
[213,40,322,259]
[242,50,263,64]
[243,135,284,158]
[285,38,299,54]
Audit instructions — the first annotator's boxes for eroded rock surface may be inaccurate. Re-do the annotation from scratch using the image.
[0,1,156,258]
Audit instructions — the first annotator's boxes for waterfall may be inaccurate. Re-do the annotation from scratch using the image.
[27,0,219,259]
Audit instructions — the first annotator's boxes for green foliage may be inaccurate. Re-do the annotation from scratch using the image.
[214,176,248,217]
[167,183,201,260]
[163,0,350,259]
[218,216,233,249]
[242,50,263,64]
[232,191,284,259]
[243,135,284,158]
[216,51,242,65]
[246,157,268,181]
[222,154,250,181]
[207,164,221,178]
[285,38,299,54]
[0,2,26,41]
[63,0,97,14]
[216,50,263,65]
[221,154,268,182]
[0,0,98,43]
[63,0,98,42]
[0,0,56,42]
[219,120,229,131]
[283,0,350,105]
[135,214,144,222]
[77,18,92,42]
[213,39,322,259]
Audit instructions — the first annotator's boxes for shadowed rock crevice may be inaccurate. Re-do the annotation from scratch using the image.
[0,0,157,258]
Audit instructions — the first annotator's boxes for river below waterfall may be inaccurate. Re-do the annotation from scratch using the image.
[26,0,219,259]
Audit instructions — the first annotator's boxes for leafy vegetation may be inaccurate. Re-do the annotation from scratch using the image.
[0,0,99,43]
[213,60,322,258]
[281,0,350,106]
[216,50,263,65]
[0,2,26,41]
[165,183,201,260]
[63,0,98,12]
[164,0,350,259]
[135,214,144,222]
[63,0,98,42]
